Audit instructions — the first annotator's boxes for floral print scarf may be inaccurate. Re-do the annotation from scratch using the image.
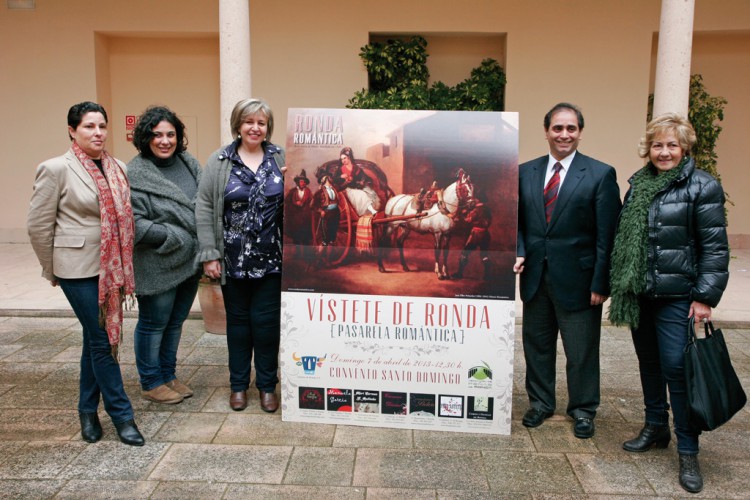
[72,141,135,360]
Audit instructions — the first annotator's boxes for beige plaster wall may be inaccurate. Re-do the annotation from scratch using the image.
[2,0,749,244]
[106,36,220,163]
[647,30,750,242]
[251,0,657,207]
[249,0,750,242]
[0,0,218,242]
[691,32,750,246]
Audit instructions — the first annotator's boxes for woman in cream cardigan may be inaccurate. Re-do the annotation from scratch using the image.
[27,101,144,446]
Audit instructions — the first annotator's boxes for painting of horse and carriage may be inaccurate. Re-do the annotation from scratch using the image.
[282,109,519,300]
[280,109,519,434]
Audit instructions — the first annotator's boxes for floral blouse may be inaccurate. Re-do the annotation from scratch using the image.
[223,140,284,279]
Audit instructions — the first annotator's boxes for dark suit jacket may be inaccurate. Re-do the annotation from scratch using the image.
[517,152,621,311]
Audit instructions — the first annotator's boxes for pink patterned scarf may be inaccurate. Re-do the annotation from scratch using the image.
[71,142,135,360]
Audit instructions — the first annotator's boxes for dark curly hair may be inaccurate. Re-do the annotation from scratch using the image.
[67,101,108,140]
[132,105,188,158]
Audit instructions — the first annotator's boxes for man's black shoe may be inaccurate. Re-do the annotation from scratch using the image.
[573,417,595,439]
[522,408,553,428]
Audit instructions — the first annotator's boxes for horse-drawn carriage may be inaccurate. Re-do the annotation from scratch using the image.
[308,159,476,278]
[310,158,389,266]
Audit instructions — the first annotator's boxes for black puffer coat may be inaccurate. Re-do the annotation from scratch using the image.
[624,158,729,306]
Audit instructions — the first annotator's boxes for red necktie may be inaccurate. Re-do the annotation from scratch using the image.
[544,162,562,224]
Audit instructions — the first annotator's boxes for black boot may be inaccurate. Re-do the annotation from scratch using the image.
[79,412,102,443]
[622,424,670,452]
[679,454,703,493]
[114,419,145,447]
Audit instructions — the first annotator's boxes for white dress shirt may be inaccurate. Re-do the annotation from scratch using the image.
[544,150,576,189]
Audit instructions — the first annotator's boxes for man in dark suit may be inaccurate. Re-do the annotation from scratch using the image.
[513,103,621,438]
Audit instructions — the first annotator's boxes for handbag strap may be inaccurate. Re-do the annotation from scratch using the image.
[686,319,716,346]
[705,320,715,337]
[687,320,696,345]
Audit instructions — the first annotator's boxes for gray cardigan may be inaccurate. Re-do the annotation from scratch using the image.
[128,152,202,295]
[195,143,285,285]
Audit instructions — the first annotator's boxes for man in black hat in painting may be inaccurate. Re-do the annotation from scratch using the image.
[284,169,313,256]
[313,174,340,265]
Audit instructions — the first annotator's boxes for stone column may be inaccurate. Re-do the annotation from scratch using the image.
[652,0,695,118]
[219,0,251,143]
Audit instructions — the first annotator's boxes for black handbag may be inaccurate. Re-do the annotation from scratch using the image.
[684,320,747,431]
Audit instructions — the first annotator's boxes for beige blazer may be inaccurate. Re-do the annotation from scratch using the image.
[27,149,128,282]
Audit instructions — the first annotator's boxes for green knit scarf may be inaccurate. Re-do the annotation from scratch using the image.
[608,159,686,328]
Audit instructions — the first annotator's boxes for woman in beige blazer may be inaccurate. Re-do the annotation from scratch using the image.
[27,101,144,446]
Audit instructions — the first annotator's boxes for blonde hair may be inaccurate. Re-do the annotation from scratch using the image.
[638,113,696,158]
[229,98,274,140]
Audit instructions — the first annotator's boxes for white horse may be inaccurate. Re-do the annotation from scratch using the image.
[377,179,474,279]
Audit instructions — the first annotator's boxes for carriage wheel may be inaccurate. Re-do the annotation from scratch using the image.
[328,193,353,266]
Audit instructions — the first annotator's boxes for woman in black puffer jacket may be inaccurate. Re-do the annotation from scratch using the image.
[609,113,729,494]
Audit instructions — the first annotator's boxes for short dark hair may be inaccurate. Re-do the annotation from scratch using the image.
[67,101,108,140]
[543,102,584,131]
[132,105,188,157]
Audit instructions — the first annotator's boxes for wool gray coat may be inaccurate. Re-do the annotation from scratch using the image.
[128,152,202,295]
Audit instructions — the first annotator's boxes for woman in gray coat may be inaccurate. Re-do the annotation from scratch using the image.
[128,106,202,405]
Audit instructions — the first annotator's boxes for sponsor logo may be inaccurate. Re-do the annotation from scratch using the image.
[292,352,327,375]
[468,361,493,380]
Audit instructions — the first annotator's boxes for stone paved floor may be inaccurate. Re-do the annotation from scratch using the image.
[1,316,749,498]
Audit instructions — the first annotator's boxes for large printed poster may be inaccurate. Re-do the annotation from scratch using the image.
[280,109,518,434]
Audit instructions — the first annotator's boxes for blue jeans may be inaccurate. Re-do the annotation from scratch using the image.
[59,277,134,423]
[134,275,199,391]
[221,274,281,393]
[631,298,700,455]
